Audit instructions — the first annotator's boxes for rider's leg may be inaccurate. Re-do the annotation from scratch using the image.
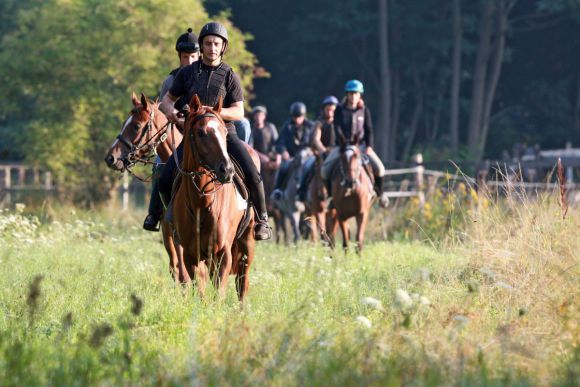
[271,160,289,200]
[321,147,340,197]
[159,143,183,222]
[226,132,272,241]
[364,146,389,207]
[143,159,164,231]
[297,155,315,202]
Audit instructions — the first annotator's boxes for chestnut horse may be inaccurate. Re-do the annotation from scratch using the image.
[104,93,189,282]
[327,136,375,253]
[173,94,257,301]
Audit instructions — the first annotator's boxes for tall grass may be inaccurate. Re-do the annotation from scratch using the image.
[0,191,577,386]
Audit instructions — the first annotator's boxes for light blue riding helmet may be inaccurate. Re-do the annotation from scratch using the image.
[345,79,364,93]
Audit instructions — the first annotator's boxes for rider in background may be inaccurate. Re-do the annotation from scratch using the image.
[321,80,389,208]
[250,105,279,165]
[270,102,315,200]
[143,28,200,232]
[158,22,272,240]
[296,95,338,204]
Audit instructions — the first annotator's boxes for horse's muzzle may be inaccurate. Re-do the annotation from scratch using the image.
[104,154,125,171]
[217,162,235,184]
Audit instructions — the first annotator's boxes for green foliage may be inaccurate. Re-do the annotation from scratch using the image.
[0,0,259,204]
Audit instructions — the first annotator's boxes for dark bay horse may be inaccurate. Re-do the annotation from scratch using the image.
[104,93,189,282]
[173,94,256,302]
[271,148,311,244]
[327,137,375,253]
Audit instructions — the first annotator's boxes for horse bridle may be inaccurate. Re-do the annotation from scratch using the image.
[117,107,171,181]
[173,112,229,197]
[339,146,362,188]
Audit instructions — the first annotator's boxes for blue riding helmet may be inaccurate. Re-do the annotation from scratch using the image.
[345,79,364,93]
[322,95,339,106]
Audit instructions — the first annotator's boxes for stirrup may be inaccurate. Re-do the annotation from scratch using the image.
[143,214,160,232]
[254,220,272,241]
[270,189,283,201]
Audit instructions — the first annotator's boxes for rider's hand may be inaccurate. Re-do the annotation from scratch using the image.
[167,110,180,125]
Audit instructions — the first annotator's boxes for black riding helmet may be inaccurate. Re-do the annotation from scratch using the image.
[175,28,200,53]
[290,102,307,117]
[198,22,229,55]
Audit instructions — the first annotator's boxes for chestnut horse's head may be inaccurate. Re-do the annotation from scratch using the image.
[338,133,362,189]
[105,93,167,171]
[184,94,234,184]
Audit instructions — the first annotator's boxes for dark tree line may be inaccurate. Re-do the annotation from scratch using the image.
[207,0,580,164]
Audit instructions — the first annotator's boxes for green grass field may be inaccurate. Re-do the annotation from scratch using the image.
[0,196,578,386]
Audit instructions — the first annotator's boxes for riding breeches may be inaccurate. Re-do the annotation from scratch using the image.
[321,146,385,180]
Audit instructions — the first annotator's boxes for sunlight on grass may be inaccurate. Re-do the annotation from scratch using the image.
[0,196,577,385]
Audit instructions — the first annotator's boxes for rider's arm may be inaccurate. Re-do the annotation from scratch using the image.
[311,121,326,154]
[220,101,244,121]
[159,93,180,124]
[363,107,374,151]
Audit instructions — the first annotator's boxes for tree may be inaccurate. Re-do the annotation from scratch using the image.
[0,0,259,205]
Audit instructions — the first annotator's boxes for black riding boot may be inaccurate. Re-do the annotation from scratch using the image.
[270,163,288,200]
[143,167,164,231]
[297,164,314,202]
[248,178,272,240]
[374,175,389,208]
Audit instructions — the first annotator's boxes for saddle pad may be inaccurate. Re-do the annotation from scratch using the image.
[235,187,247,211]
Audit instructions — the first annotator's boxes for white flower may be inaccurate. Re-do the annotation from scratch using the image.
[419,296,431,306]
[361,297,384,311]
[394,289,413,309]
[355,315,372,328]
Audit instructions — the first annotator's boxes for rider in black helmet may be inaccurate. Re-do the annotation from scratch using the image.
[270,101,315,200]
[158,21,272,240]
[143,28,200,232]
[295,95,338,204]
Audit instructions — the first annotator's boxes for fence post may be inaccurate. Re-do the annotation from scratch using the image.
[414,153,425,209]
[18,167,26,187]
[122,172,129,211]
[44,171,52,190]
[566,141,574,183]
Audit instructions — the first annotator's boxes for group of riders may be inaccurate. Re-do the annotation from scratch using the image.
[142,22,390,241]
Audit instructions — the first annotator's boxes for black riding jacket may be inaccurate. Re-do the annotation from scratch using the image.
[333,102,374,148]
[275,119,315,157]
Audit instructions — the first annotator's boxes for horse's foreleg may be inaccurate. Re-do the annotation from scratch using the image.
[290,211,301,245]
[195,261,209,299]
[356,212,369,254]
[236,236,254,305]
[161,221,180,282]
[212,249,232,301]
[326,209,338,249]
[339,220,349,252]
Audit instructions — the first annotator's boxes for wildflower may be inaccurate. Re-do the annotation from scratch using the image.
[355,315,372,328]
[361,297,384,311]
[419,296,431,306]
[394,289,413,309]
[15,203,26,213]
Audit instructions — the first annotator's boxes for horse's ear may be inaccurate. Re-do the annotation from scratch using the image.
[213,96,223,114]
[140,93,149,111]
[131,92,139,107]
[189,94,202,112]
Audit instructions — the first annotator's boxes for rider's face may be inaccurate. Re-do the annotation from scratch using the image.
[179,51,199,67]
[292,115,305,126]
[346,92,361,107]
[323,104,336,119]
[202,35,224,64]
[253,111,266,126]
